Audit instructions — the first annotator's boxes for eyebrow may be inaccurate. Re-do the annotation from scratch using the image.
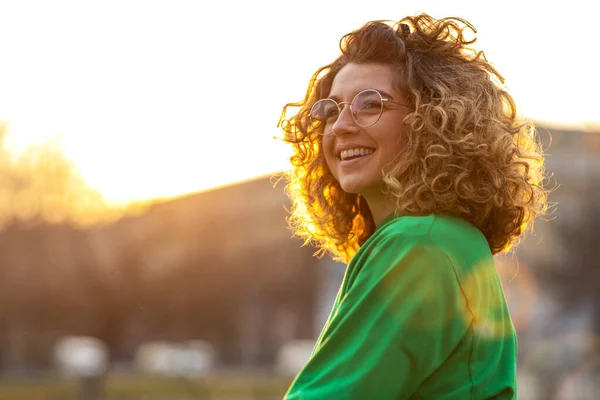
[328,89,396,102]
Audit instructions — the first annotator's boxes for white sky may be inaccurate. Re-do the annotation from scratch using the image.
[0,0,598,204]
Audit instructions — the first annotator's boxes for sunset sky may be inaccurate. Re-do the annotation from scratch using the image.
[0,0,597,205]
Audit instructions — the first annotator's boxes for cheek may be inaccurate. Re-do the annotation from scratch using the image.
[380,137,404,170]
[379,124,404,155]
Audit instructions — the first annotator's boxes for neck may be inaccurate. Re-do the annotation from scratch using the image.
[363,191,398,227]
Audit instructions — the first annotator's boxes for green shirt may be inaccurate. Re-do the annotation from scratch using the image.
[284,214,517,399]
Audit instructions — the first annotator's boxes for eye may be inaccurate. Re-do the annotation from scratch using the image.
[323,107,339,120]
[353,90,383,114]
[360,100,381,111]
[310,99,339,123]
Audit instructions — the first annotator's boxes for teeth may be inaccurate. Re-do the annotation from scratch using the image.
[340,148,374,160]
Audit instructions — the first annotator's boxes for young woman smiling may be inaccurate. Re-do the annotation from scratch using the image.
[278,13,548,399]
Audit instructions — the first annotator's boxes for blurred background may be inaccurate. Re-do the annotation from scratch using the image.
[0,0,598,399]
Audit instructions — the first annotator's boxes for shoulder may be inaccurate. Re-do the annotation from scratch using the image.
[347,216,476,314]
[352,215,453,281]
[374,214,491,257]
[377,213,482,240]
[358,214,493,282]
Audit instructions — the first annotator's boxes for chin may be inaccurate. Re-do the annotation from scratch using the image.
[338,179,372,195]
[337,175,385,199]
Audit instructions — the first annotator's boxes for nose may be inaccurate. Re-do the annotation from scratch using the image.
[330,104,359,136]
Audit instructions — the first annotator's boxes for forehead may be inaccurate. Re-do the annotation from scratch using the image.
[328,63,398,99]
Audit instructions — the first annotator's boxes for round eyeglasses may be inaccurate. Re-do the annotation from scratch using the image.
[309,88,407,135]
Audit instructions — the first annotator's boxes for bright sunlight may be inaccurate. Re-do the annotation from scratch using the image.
[0,0,597,206]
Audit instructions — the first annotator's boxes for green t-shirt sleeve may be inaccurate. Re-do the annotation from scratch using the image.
[285,236,470,399]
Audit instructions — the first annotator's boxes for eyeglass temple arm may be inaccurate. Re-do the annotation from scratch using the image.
[382,98,408,107]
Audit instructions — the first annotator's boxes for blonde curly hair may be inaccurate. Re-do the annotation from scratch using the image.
[278,13,549,263]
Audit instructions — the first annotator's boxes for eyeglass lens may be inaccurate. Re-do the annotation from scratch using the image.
[310,89,384,133]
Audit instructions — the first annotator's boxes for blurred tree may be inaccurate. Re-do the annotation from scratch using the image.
[0,123,123,371]
[0,125,133,227]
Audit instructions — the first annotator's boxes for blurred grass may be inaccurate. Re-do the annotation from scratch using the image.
[0,372,293,400]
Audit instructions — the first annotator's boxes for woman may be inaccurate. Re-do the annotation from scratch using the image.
[277,13,548,399]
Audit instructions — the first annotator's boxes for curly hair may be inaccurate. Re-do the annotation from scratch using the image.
[278,13,549,263]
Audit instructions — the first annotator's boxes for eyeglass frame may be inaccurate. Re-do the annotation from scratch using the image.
[309,88,408,135]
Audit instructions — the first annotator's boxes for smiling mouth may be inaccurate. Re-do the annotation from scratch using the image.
[339,148,375,161]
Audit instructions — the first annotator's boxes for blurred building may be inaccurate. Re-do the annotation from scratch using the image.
[0,126,597,397]
[0,175,326,372]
